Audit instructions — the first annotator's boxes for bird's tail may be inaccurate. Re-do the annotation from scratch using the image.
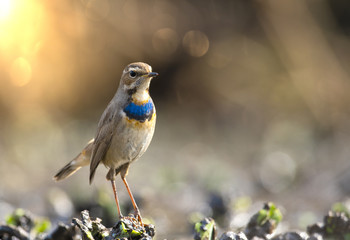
[53,139,94,181]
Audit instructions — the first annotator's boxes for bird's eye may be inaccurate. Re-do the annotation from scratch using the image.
[129,71,137,78]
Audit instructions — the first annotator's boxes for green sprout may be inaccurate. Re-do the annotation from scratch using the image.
[257,202,282,226]
[194,218,216,240]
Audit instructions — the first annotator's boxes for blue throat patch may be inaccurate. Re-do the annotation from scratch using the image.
[123,99,154,122]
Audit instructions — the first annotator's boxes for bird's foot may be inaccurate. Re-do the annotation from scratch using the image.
[134,210,143,226]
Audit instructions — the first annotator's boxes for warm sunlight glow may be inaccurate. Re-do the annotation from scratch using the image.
[0,0,12,20]
[0,0,46,85]
[10,57,32,87]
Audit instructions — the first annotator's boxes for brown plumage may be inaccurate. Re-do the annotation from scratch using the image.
[53,62,158,226]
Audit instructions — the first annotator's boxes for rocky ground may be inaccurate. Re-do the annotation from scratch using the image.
[1,202,349,240]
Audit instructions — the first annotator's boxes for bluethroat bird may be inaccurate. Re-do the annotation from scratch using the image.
[53,62,158,225]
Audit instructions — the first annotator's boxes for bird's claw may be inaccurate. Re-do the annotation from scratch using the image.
[134,211,143,226]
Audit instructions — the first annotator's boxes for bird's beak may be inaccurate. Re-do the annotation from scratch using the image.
[147,72,158,78]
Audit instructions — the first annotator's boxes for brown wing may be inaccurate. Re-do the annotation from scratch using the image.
[89,102,120,184]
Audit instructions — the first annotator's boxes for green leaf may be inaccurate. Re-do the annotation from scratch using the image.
[332,202,350,217]
[257,203,282,226]
[34,219,51,233]
[5,208,26,226]
[257,209,268,225]
[269,204,283,224]
[194,218,216,240]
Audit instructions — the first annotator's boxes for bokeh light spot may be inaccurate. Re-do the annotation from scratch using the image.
[183,30,209,57]
[259,151,297,193]
[10,57,32,87]
[152,28,179,56]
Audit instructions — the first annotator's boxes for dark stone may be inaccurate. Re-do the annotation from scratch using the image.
[271,232,308,240]
[307,222,324,235]
[0,225,30,240]
[219,231,248,240]
[44,223,79,240]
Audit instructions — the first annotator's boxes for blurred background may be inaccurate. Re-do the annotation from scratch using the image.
[1,0,350,238]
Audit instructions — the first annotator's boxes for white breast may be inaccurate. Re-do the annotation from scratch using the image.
[133,90,149,103]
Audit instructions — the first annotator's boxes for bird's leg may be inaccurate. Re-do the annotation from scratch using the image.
[121,177,143,226]
[111,180,123,218]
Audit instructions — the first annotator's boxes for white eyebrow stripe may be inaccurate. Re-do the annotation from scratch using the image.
[123,63,153,74]
[131,67,142,71]
[129,66,142,72]
[123,66,141,73]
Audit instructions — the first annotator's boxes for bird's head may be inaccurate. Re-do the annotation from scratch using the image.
[120,62,158,97]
